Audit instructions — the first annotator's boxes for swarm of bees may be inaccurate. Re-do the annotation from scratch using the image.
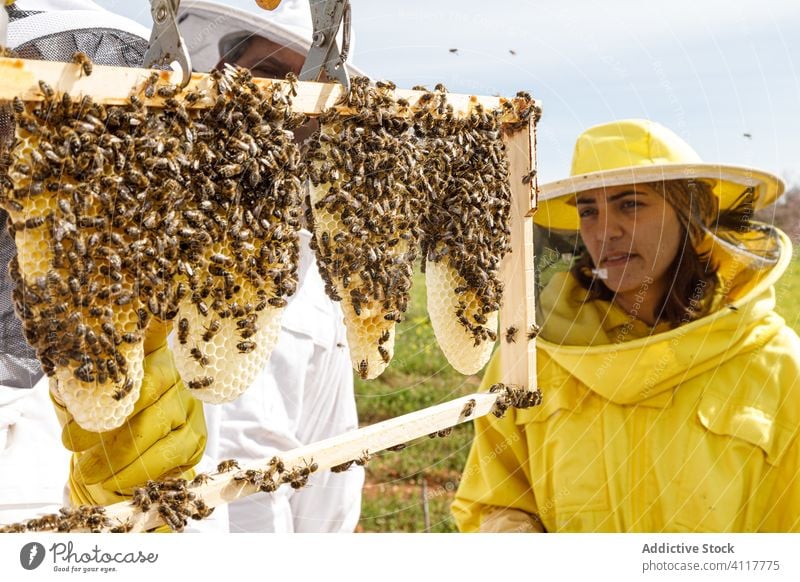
[416,84,518,375]
[0,64,304,430]
[0,504,111,533]
[0,51,538,428]
[305,77,425,380]
[306,79,537,379]
[489,382,542,418]
[130,476,214,532]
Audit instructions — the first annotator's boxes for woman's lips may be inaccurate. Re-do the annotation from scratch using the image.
[602,253,637,267]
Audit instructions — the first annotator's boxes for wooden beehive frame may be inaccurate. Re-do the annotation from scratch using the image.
[0,56,538,532]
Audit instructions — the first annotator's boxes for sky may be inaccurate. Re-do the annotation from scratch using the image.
[95,0,800,187]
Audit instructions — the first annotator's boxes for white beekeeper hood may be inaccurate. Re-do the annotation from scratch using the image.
[177,0,362,76]
[7,0,149,47]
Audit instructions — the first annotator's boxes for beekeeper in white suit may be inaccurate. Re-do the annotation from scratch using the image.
[177,0,364,534]
[0,0,364,533]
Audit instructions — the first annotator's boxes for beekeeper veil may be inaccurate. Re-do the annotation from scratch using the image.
[0,1,149,388]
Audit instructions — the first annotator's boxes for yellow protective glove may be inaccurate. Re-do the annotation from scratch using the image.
[51,320,206,507]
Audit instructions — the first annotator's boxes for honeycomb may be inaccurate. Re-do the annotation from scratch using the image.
[0,69,304,430]
[307,193,402,379]
[305,78,423,379]
[425,259,498,375]
[172,295,283,403]
[413,85,520,374]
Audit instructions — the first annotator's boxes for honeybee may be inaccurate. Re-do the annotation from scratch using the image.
[190,473,212,487]
[330,460,354,473]
[112,378,134,401]
[216,459,240,473]
[237,340,256,354]
[110,519,133,533]
[527,324,540,340]
[177,318,190,344]
[187,376,214,390]
[521,169,536,185]
[505,326,518,343]
[377,345,390,364]
[354,450,371,466]
[357,359,368,379]
[38,80,55,99]
[201,319,221,342]
[267,297,287,308]
[72,51,93,76]
[190,347,209,366]
[461,398,476,418]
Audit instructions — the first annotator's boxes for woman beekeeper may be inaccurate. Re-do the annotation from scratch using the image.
[452,119,800,532]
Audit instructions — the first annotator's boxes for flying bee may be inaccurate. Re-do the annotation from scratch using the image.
[505,325,518,343]
[71,51,93,76]
[216,459,240,473]
[190,347,209,366]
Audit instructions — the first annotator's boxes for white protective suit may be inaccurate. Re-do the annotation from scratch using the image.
[0,0,364,533]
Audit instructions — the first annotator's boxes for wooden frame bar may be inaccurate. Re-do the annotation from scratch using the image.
[498,119,538,391]
[103,392,498,532]
[0,57,523,116]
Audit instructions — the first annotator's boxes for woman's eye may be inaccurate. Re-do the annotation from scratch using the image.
[621,199,640,210]
[578,207,597,218]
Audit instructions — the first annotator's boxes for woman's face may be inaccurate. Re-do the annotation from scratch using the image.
[576,183,682,299]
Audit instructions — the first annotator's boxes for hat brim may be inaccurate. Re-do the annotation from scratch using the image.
[534,163,785,231]
[177,0,365,77]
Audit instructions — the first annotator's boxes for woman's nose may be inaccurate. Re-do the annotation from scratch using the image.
[596,211,624,242]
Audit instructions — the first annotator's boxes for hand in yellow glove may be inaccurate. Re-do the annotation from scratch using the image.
[51,320,206,507]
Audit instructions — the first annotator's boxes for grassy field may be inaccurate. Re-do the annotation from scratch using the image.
[355,252,800,533]
[774,249,800,332]
[354,264,479,532]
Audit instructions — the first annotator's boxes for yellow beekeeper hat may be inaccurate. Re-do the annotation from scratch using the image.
[534,119,785,231]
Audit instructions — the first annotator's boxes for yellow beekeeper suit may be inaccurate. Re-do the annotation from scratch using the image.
[453,225,800,532]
